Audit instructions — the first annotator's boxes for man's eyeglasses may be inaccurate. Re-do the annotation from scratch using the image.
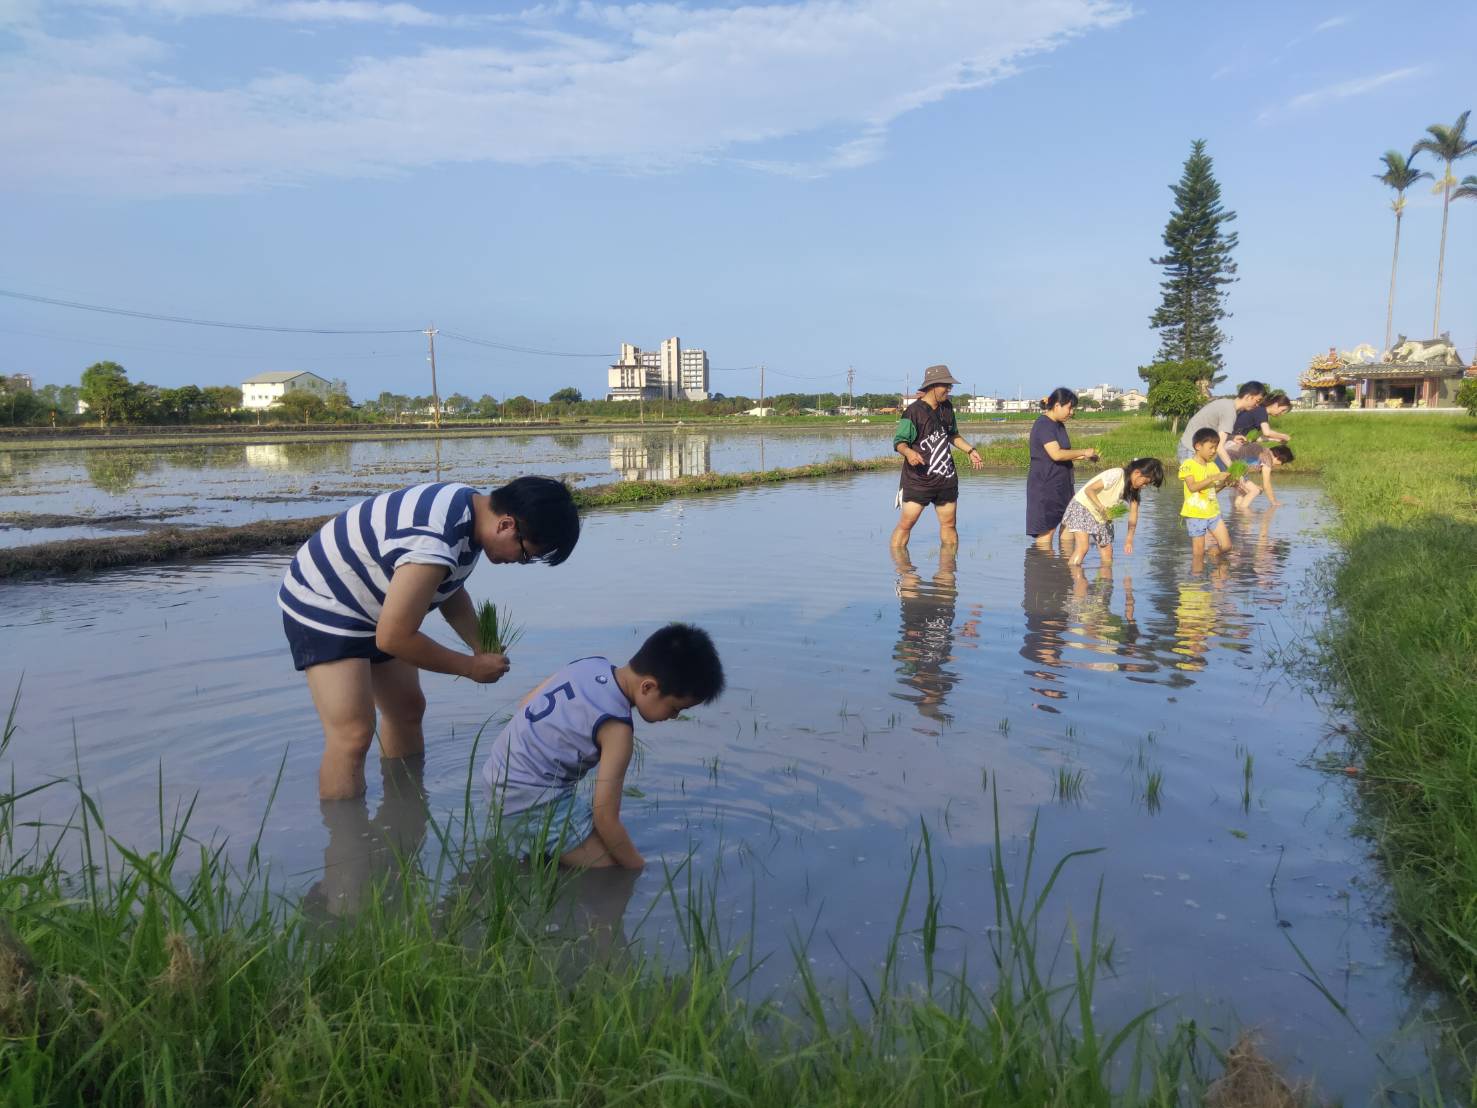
[514,526,533,565]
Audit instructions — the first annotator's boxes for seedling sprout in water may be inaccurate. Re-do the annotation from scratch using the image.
[476,599,524,654]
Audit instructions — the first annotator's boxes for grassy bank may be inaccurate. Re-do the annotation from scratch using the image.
[0,690,1227,1106]
[1287,414,1477,1006]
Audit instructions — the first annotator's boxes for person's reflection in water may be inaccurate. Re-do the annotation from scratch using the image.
[1020,546,1074,710]
[1064,564,1139,673]
[1171,562,1230,672]
[304,755,430,922]
[892,546,963,730]
[546,865,642,967]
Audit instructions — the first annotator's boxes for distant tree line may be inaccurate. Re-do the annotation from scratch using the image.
[8,365,1138,430]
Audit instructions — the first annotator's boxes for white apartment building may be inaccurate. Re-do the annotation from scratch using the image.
[1075,382,1149,411]
[241,371,332,410]
[607,337,709,401]
[679,347,709,401]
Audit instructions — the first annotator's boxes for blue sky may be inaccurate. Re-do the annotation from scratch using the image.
[2,0,1474,402]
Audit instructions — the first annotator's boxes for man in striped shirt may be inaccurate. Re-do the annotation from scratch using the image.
[280,476,580,799]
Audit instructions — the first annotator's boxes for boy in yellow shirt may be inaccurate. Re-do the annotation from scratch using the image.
[1178,427,1234,559]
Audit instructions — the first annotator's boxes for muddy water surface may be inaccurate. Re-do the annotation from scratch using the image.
[0,470,1455,1101]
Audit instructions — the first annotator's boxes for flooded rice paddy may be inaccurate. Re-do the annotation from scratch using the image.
[0,426,927,546]
[0,462,1458,1101]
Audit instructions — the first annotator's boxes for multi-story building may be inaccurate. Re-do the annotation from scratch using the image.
[1075,382,1148,410]
[241,370,332,410]
[607,337,709,401]
[679,347,709,401]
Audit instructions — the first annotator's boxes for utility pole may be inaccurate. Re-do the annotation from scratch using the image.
[759,364,765,415]
[424,324,442,429]
[847,365,855,410]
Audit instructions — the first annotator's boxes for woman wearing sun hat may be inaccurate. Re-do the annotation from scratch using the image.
[889,364,984,548]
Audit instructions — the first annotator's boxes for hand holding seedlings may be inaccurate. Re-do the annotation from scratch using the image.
[466,651,511,683]
[477,600,525,654]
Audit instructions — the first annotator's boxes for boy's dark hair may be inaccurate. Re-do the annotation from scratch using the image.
[1237,381,1267,399]
[1192,427,1220,447]
[488,476,580,566]
[1040,387,1079,411]
[1265,391,1292,409]
[1122,457,1164,502]
[629,623,725,704]
[1269,445,1294,463]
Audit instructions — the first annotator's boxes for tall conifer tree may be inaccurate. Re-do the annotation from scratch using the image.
[1149,140,1239,370]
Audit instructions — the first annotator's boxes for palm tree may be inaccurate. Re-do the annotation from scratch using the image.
[1374,150,1431,355]
[1412,110,1476,335]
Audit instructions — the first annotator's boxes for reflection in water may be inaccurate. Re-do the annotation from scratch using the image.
[303,757,430,921]
[241,441,354,472]
[1021,551,1170,708]
[609,433,711,481]
[892,546,978,728]
[1171,577,1218,672]
[1020,547,1072,711]
[83,450,162,493]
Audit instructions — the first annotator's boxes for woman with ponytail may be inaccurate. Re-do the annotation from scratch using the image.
[1026,387,1098,550]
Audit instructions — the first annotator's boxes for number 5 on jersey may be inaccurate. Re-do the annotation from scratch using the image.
[525,682,576,723]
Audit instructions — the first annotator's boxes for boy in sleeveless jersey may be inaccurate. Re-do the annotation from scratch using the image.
[482,624,724,869]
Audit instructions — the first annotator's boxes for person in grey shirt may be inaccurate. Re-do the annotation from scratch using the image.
[1177,381,1267,467]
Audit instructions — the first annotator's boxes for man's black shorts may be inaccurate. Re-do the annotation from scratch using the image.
[282,613,394,671]
[902,485,959,507]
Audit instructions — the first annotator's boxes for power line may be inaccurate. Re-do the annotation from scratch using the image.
[0,288,422,335]
[440,331,613,359]
[0,323,415,361]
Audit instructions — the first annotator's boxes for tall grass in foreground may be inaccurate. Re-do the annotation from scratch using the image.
[0,717,1233,1105]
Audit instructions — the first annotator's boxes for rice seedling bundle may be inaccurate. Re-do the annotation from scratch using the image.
[1224,460,1249,484]
[1105,502,1129,520]
[477,599,524,654]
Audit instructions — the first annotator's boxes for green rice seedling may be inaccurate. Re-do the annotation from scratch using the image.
[1241,752,1254,812]
[1053,766,1086,803]
[998,717,1011,736]
[1144,769,1164,814]
[475,598,524,654]
[1224,460,1249,485]
[1106,502,1130,520]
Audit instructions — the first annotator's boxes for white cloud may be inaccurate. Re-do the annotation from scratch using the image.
[71,0,451,25]
[1,0,1131,193]
[1258,66,1421,122]
[1312,14,1351,33]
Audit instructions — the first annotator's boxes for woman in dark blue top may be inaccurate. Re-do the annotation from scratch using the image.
[1026,388,1099,550]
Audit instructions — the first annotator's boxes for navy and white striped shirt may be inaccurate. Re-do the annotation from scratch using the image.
[278,482,480,639]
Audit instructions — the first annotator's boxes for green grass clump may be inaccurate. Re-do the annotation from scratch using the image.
[475,598,523,654]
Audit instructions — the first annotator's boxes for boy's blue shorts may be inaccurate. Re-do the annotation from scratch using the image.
[1184,515,1224,538]
[283,613,393,671]
[501,792,595,861]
